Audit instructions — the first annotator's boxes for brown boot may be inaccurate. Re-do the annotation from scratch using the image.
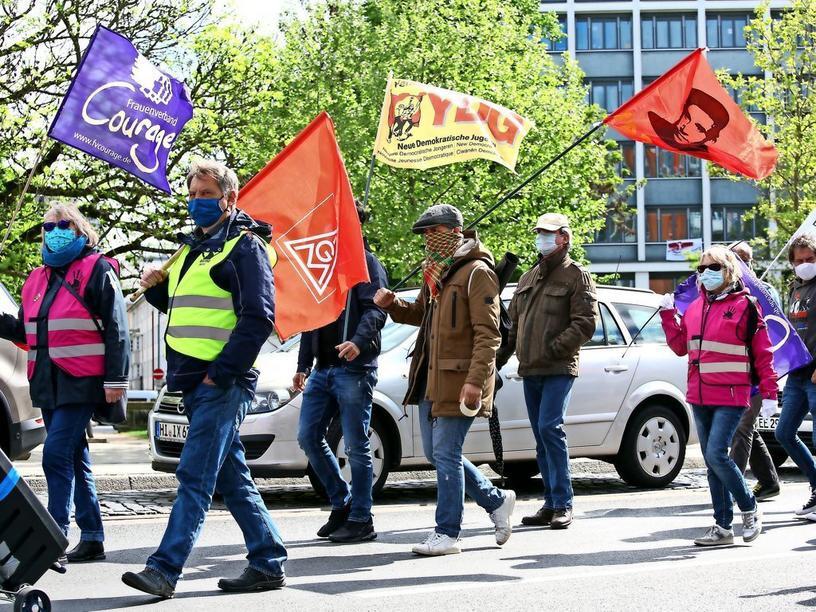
[551,508,573,530]
[521,506,554,526]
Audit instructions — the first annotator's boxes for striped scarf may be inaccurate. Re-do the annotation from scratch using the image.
[422,231,463,300]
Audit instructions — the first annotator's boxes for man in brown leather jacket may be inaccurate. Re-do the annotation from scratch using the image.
[506,212,597,530]
[374,204,515,556]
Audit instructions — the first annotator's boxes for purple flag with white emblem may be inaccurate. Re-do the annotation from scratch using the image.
[673,261,812,378]
[48,25,193,193]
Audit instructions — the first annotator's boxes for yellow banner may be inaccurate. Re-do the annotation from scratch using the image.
[373,77,533,172]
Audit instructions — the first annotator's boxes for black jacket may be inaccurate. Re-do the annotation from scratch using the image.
[0,248,130,410]
[145,210,275,393]
[788,277,816,378]
[297,246,388,372]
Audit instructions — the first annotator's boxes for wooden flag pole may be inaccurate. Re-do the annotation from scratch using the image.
[128,246,185,302]
[390,121,604,290]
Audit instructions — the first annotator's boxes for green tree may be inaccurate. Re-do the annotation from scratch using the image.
[720,0,816,248]
[260,0,622,280]
[0,0,279,292]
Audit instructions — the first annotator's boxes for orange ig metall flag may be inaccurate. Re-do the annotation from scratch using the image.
[604,48,777,180]
[239,112,370,340]
[373,75,533,171]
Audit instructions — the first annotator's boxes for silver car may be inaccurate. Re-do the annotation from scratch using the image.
[149,285,697,490]
[0,282,46,459]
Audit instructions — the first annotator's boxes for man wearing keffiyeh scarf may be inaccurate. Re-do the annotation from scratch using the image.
[423,229,464,300]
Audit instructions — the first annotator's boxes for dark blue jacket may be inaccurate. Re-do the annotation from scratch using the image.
[145,210,275,393]
[0,248,130,410]
[297,246,388,372]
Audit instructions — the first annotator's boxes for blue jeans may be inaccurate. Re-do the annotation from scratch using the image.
[147,382,287,585]
[693,405,757,530]
[775,373,816,487]
[41,405,104,542]
[297,367,377,522]
[418,400,504,522]
[522,375,575,509]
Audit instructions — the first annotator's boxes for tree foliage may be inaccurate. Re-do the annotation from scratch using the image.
[720,0,816,247]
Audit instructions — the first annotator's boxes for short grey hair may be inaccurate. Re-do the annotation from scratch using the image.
[789,234,816,263]
[186,160,239,198]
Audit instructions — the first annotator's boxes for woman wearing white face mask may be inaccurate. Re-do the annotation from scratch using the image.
[660,245,777,546]
[775,234,816,518]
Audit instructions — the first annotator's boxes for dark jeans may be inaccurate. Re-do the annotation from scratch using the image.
[147,382,287,585]
[693,405,757,530]
[522,375,575,510]
[41,405,104,541]
[730,393,779,487]
[297,366,377,522]
[775,373,816,488]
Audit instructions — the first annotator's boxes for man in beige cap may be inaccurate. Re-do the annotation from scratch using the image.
[502,212,597,529]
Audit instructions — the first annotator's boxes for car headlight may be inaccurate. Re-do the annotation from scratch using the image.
[248,387,299,414]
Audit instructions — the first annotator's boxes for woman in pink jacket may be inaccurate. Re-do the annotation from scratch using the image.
[660,245,777,546]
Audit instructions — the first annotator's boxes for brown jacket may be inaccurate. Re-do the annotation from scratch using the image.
[385,234,501,418]
[505,249,598,378]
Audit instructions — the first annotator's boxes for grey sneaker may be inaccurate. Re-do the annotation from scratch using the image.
[489,489,516,545]
[693,525,734,546]
[742,506,762,542]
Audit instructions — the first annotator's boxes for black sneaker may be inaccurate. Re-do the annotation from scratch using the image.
[521,506,554,526]
[752,481,780,502]
[317,503,351,538]
[121,568,175,599]
[796,487,816,516]
[328,518,377,543]
[67,540,105,563]
[217,567,285,592]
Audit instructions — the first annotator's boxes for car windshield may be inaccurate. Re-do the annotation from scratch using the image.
[613,303,665,344]
[0,282,17,316]
[259,334,301,354]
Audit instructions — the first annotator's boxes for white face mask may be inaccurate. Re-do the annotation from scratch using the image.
[795,262,816,281]
[535,232,559,256]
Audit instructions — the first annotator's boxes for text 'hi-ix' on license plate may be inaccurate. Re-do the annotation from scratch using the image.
[156,421,189,442]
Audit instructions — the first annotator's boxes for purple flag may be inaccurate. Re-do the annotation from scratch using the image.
[673,262,812,378]
[48,25,193,193]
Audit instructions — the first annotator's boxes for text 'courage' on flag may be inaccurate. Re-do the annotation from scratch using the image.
[373,76,533,172]
[239,112,370,340]
[48,25,193,193]
[603,48,777,180]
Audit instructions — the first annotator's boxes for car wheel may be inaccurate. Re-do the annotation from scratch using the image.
[307,411,392,500]
[769,447,789,469]
[615,404,686,488]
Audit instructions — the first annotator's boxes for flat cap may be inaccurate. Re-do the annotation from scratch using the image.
[411,204,464,234]
[533,212,571,233]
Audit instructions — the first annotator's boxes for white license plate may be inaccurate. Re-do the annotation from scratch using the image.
[155,421,189,443]
[757,416,779,431]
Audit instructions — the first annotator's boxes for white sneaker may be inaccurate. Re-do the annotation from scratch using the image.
[693,525,734,546]
[742,506,762,543]
[489,489,516,545]
[411,532,461,556]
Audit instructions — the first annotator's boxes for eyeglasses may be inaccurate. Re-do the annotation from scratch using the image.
[696,263,723,274]
[42,220,71,232]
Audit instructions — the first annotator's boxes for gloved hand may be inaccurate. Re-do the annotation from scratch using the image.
[658,293,675,311]
[760,399,778,418]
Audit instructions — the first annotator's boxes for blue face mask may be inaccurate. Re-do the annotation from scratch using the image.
[42,234,88,268]
[699,269,725,291]
[187,197,225,228]
[44,227,77,252]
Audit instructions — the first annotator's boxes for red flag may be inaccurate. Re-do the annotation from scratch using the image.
[604,48,777,180]
[239,112,369,339]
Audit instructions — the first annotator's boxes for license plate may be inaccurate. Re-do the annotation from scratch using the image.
[155,421,189,443]
[757,416,779,431]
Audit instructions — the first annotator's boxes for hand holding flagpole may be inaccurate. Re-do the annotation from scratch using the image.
[129,246,184,302]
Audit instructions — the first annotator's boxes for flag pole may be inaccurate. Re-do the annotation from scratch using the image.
[0,132,50,257]
[759,239,794,282]
[391,120,604,290]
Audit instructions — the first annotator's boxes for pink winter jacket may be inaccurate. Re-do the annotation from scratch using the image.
[660,288,778,407]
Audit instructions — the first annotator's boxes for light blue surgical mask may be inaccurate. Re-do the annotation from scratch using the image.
[699,269,725,291]
[535,232,558,257]
[44,227,78,252]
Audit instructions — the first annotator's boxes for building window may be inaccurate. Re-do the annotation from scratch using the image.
[586,79,634,111]
[711,205,767,243]
[646,206,702,242]
[605,273,635,288]
[617,142,635,176]
[706,13,750,49]
[594,209,637,244]
[649,272,694,295]
[576,15,632,50]
[541,14,568,51]
[644,145,701,178]
[641,14,697,49]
